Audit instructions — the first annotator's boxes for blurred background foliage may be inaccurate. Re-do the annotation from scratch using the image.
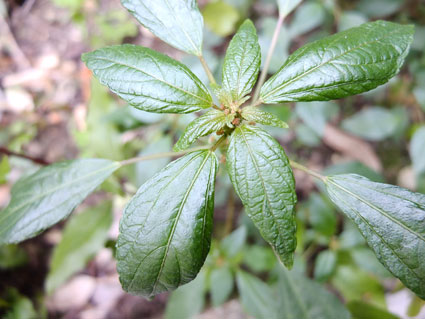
[0,0,425,318]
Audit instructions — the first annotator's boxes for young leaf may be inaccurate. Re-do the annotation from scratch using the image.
[45,201,113,294]
[260,21,414,104]
[277,0,302,18]
[121,0,204,56]
[0,159,119,244]
[174,110,233,151]
[227,125,297,268]
[241,106,289,128]
[276,267,351,319]
[410,126,425,175]
[222,19,261,103]
[325,174,425,299]
[82,44,212,114]
[116,150,218,297]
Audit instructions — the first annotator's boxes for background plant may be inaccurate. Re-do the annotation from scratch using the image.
[1,0,425,318]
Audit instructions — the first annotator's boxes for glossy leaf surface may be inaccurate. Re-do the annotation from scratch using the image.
[227,125,297,268]
[222,19,261,103]
[326,174,425,299]
[82,44,212,114]
[174,110,232,151]
[121,0,203,55]
[117,151,218,297]
[0,159,119,244]
[260,21,414,104]
[46,201,113,294]
[241,106,288,128]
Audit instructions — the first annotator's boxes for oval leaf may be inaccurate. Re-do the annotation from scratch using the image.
[0,159,119,244]
[260,21,414,104]
[227,125,297,268]
[222,19,261,103]
[121,0,203,55]
[325,174,425,299]
[174,110,233,151]
[241,106,288,128]
[117,150,218,297]
[82,44,212,114]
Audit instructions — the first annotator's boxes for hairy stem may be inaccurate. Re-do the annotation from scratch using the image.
[289,160,326,182]
[252,14,285,103]
[199,55,217,85]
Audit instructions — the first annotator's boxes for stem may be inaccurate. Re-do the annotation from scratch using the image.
[199,55,217,85]
[210,135,227,152]
[252,14,285,103]
[120,146,210,166]
[0,147,50,166]
[289,160,326,182]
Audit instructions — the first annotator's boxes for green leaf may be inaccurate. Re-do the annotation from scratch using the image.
[276,267,351,319]
[221,226,247,258]
[117,150,218,297]
[174,110,232,151]
[287,2,325,38]
[227,125,297,268]
[210,266,234,307]
[0,156,10,184]
[165,271,206,319]
[202,1,240,37]
[325,174,425,299]
[410,126,425,175]
[46,201,113,294]
[347,301,400,319]
[243,245,277,273]
[314,249,337,282]
[308,193,336,237]
[121,0,203,55]
[260,21,414,104]
[236,270,278,318]
[0,244,27,269]
[82,44,212,114]
[295,101,339,137]
[241,106,288,128]
[222,19,261,103]
[0,159,119,244]
[277,0,302,18]
[341,106,399,141]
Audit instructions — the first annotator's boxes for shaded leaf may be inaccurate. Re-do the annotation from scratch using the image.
[210,266,234,307]
[260,21,414,104]
[46,201,113,294]
[410,126,425,175]
[174,110,232,151]
[117,151,218,297]
[242,106,288,128]
[326,174,425,299]
[202,1,240,37]
[121,0,203,55]
[295,101,338,137]
[314,250,337,282]
[277,0,302,18]
[0,159,119,244]
[221,226,247,258]
[82,44,212,114]
[222,19,261,103]
[227,125,297,268]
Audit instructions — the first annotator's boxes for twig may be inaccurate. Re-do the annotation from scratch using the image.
[0,147,50,165]
[199,54,217,85]
[289,159,326,182]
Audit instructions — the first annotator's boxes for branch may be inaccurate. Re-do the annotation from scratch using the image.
[0,147,50,165]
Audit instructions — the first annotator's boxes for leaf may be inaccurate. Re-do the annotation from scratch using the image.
[236,270,278,318]
[121,0,203,55]
[277,0,302,18]
[210,266,234,307]
[227,125,297,268]
[202,1,240,37]
[241,106,288,128]
[243,245,277,272]
[347,301,400,319]
[276,267,351,319]
[174,110,232,151]
[325,174,425,299]
[0,159,119,244]
[260,21,414,104]
[46,201,113,294]
[165,271,206,319]
[314,250,337,282]
[0,156,10,184]
[410,126,425,175]
[82,44,212,114]
[295,101,339,137]
[221,226,247,258]
[116,150,218,297]
[222,19,261,103]
[341,106,399,141]
[287,2,325,38]
[308,193,336,236]
[0,244,27,269]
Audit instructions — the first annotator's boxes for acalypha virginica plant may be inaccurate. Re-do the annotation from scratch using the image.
[1,0,424,303]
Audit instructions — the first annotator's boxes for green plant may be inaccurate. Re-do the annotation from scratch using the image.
[1,0,424,310]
